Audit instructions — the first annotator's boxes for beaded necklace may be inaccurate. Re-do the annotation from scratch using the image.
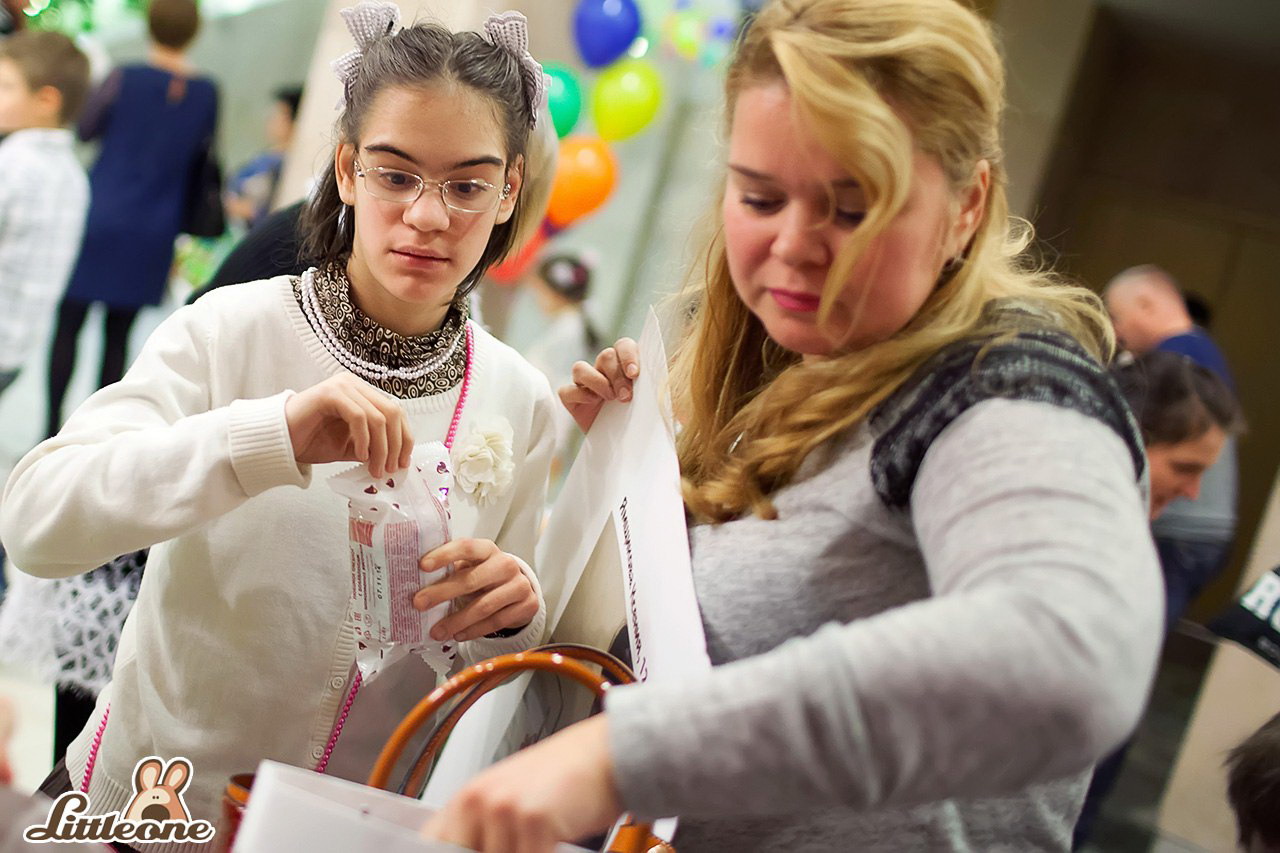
[300,266,466,385]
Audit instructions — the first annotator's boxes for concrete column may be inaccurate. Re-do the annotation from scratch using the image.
[991,0,1096,219]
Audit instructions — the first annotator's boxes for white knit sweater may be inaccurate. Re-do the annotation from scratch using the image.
[1,277,556,849]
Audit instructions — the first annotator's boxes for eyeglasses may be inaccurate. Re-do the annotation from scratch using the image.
[352,157,510,213]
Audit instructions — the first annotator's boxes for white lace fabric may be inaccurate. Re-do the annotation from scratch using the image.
[0,552,143,695]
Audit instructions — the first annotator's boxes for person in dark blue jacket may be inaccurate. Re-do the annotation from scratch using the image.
[46,0,218,440]
[1105,264,1239,623]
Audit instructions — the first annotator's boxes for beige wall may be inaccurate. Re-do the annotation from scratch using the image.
[1036,33,1280,621]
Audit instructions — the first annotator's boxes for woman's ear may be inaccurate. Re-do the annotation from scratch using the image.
[947,159,990,258]
[495,154,524,225]
[335,143,358,207]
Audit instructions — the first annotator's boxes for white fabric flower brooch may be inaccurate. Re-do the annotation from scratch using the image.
[450,418,515,504]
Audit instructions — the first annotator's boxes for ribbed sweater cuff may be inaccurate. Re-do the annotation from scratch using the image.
[228,391,309,496]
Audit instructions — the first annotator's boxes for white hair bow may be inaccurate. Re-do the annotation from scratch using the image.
[483,11,549,128]
[332,1,402,105]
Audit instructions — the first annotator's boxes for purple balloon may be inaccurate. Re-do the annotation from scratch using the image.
[574,0,642,68]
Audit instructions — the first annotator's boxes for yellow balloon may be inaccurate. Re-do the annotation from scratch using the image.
[591,59,663,141]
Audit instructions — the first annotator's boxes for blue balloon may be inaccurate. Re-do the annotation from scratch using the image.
[574,0,643,68]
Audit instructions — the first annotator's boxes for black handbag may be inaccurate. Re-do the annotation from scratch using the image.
[183,137,227,238]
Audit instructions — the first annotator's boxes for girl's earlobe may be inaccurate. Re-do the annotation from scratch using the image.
[495,181,519,224]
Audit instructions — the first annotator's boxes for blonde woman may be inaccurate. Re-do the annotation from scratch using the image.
[423,0,1162,850]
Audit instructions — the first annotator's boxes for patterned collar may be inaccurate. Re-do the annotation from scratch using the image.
[292,263,469,399]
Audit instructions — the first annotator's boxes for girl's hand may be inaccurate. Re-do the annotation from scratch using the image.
[413,539,538,641]
[558,338,640,433]
[420,715,622,853]
[285,373,413,479]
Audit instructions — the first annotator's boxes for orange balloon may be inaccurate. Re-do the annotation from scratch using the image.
[488,226,548,286]
[547,137,618,228]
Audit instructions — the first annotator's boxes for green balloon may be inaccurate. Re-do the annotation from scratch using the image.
[545,63,583,140]
[591,59,663,141]
[669,10,704,61]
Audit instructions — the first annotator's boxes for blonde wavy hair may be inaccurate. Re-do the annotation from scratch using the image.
[674,0,1114,523]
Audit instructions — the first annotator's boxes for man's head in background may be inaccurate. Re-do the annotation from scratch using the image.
[1105,264,1195,355]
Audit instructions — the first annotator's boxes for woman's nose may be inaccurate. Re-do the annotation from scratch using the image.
[770,204,829,268]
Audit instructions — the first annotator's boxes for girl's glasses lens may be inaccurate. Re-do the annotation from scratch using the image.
[442,181,496,212]
[355,161,497,213]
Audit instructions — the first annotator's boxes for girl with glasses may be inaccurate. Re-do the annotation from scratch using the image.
[424,0,1163,850]
[2,3,559,833]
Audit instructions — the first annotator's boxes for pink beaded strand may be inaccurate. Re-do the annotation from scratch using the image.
[318,322,474,771]
[80,705,110,793]
[314,670,362,774]
[444,325,474,451]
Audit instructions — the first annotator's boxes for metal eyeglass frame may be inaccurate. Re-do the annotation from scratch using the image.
[352,157,511,214]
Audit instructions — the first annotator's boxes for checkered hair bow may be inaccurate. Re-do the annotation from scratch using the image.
[332,1,402,106]
[482,11,549,129]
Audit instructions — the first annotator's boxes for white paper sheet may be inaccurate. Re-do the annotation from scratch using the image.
[235,760,589,852]
[423,310,710,846]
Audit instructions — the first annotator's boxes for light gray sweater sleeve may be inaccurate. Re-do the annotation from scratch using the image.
[606,399,1163,820]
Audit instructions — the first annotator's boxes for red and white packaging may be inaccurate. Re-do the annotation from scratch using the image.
[329,443,458,682]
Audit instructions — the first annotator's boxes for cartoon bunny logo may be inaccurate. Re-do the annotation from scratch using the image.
[123,756,194,822]
[23,755,216,845]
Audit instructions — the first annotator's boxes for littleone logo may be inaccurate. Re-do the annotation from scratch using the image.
[24,756,216,845]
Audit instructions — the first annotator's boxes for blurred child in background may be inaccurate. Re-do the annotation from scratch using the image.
[225,84,303,229]
[0,31,90,598]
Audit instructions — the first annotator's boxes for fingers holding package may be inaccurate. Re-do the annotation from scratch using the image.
[413,538,538,642]
[285,373,414,478]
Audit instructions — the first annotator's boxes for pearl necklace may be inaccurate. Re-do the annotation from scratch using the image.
[300,267,465,383]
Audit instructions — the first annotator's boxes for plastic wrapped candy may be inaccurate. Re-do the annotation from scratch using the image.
[329,443,458,682]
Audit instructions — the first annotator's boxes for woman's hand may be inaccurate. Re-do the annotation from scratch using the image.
[420,715,622,853]
[285,373,413,478]
[413,539,539,641]
[558,338,641,433]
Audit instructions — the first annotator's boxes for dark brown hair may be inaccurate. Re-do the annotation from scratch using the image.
[148,0,201,51]
[299,21,536,299]
[1114,349,1243,447]
[274,85,303,121]
[0,31,90,124]
[1226,712,1280,850]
